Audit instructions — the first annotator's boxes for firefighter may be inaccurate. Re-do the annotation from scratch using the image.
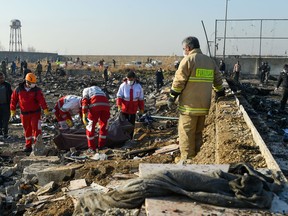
[82,82,110,153]
[116,70,144,139]
[167,36,224,163]
[10,73,50,152]
[52,95,82,129]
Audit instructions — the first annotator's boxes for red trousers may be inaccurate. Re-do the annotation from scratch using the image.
[86,110,110,150]
[20,112,42,148]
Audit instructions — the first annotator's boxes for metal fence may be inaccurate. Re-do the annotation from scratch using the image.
[214,19,288,58]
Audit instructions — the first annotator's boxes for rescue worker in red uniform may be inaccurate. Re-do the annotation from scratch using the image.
[52,95,82,129]
[82,82,110,153]
[10,73,50,152]
[116,70,144,139]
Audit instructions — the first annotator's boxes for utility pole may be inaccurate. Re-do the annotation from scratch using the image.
[223,0,229,60]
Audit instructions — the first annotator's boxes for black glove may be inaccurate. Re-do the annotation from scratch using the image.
[215,88,225,101]
[167,97,176,110]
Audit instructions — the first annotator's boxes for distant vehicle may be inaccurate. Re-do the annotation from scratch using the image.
[145,60,162,68]
[125,61,142,68]
[151,60,162,66]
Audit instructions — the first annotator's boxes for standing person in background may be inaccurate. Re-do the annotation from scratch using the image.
[20,60,24,76]
[82,82,110,154]
[259,61,266,84]
[274,64,288,112]
[112,59,116,68]
[155,67,164,91]
[103,66,109,85]
[233,61,241,82]
[10,73,50,152]
[23,64,32,79]
[167,36,224,163]
[219,59,226,76]
[35,61,43,83]
[11,61,17,77]
[0,72,12,139]
[45,60,53,78]
[264,62,271,84]
[1,60,7,77]
[116,70,144,139]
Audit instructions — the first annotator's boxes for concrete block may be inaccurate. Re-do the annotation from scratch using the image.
[22,163,52,181]
[68,179,87,191]
[18,156,60,170]
[139,163,229,177]
[37,164,83,186]
[36,181,56,196]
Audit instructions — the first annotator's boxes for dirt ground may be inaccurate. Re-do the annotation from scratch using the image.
[0,69,284,216]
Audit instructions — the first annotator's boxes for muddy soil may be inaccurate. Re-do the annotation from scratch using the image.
[0,70,280,216]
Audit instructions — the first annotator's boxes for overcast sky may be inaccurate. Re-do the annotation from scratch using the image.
[0,0,287,56]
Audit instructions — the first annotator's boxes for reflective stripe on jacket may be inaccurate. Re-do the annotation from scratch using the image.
[53,95,82,120]
[10,82,48,113]
[82,86,110,114]
[171,48,223,115]
[116,81,144,114]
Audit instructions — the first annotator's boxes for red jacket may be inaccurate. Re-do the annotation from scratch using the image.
[116,81,144,114]
[53,95,82,121]
[82,86,110,114]
[10,82,48,114]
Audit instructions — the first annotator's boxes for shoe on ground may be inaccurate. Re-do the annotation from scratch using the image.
[86,148,96,155]
[23,147,32,153]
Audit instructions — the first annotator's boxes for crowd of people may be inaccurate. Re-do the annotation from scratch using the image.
[0,63,146,155]
[1,36,288,163]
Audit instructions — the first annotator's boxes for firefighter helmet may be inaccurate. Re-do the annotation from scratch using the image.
[25,73,37,83]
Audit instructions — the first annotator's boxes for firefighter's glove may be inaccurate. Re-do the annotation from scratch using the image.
[10,110,16,120]
[139,109,144,114]
[215,88,225,102]
[117,106,121,112]
[82,113,88,126]
[167,97,176,110]
[43,109,51,116]
[66,119,73,128]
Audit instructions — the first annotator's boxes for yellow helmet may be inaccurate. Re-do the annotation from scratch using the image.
[25,73,37,83]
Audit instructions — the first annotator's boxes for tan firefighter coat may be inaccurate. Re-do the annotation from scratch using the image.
[171,48,223,115]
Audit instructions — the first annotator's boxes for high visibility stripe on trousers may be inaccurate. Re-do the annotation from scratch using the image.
[86,110,110,150]
[20,112,42,148]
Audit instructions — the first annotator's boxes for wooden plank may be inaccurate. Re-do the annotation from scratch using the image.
[153,144,179,155]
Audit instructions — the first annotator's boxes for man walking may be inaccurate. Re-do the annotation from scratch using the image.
[10,73,50,152]
[0,72,12,139]
[45,60,53,78]
[35,61,43,83]
[167,36,224,163]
